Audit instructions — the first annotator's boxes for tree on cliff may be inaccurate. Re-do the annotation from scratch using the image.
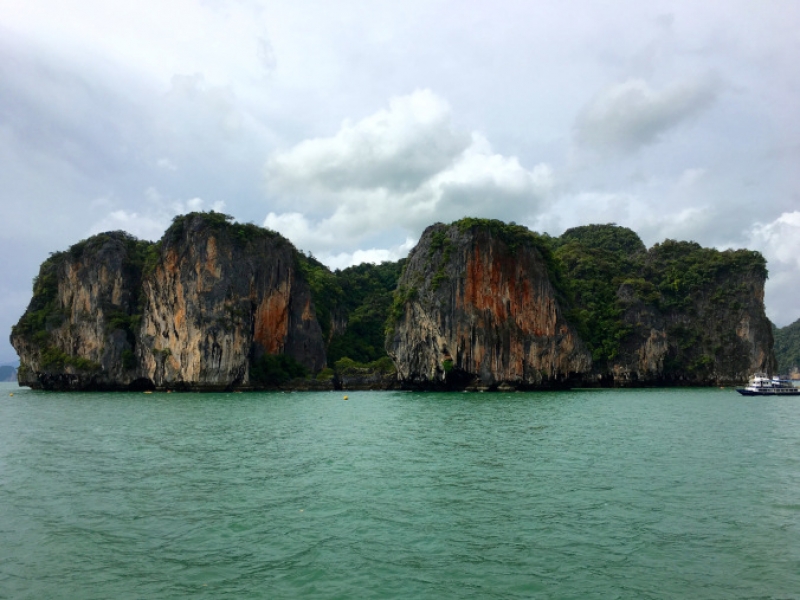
[774,319,800,375]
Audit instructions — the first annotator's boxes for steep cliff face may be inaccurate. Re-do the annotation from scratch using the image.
[11,213,326,391]
[11,232,147,390]
[610,249,775,385]
[138,214,325,390]
[386,220,592,390]
[551,225,775,385]
[774,318,800,375]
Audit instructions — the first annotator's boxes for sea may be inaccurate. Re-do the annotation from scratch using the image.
[1,381,798,599]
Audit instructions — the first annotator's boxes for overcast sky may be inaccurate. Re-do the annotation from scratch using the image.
[2,0,799,364]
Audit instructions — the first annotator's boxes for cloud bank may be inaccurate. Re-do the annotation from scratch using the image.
[264,90,554,261]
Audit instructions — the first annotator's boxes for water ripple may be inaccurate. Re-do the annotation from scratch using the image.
[1,384,799,598]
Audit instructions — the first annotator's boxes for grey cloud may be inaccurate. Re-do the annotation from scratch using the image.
[574,76,722,155]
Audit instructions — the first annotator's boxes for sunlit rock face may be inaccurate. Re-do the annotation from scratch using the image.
[137,215,326,390]
[12,215,326,391]
[386,221,592,390]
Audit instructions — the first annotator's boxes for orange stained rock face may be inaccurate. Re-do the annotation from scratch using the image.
[301,297,314,322]
[461,246,556,337]
[253,291,289,354]
[171,272,187,332]
[163,249,180,276]
[173,306,185,332]
[198,237,225,292]
[205,237,218,275]
[462,246,508,321]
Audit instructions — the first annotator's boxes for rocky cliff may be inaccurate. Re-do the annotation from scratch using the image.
[11,213,325,391]
[137,213,325,390]
[386,220,775,389]
[540,224,774,385]
[11,231,147,390]
[773,319,800,376]
[11,214,776,391]
[386,220,592,390]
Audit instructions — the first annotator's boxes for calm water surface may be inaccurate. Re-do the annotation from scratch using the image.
[1,382,798,599]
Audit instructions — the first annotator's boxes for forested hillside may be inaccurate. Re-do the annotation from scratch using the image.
[546,223,772,381]
[773,319,800,375]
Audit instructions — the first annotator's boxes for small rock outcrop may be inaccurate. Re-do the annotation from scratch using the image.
[386,220,592,390]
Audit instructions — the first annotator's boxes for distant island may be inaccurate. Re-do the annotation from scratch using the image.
[11,212,775,391]
[774,319,800,379]
[0,365,17,382]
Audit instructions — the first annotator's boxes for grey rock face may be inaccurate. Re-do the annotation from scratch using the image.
[11,232,144,390]
[137,215,325,390]
[12,216,326,391]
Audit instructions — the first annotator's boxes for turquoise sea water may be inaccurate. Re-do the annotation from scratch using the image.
[1,381,799,599]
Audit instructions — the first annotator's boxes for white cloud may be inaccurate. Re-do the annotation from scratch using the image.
[676,167,706,188]
[87,194,227,241]
[267,89,470,194]
[747,211,800,326]
[317,238,418,271]
[264,91,554,254]
[264,211,334,251]
[87,210,168,242]
[750,211,800,270]
[162,74,242,138]
[574,76,721,155]
[157,157,177,171]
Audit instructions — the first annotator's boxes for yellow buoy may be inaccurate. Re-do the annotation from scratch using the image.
[343,395,348,400]
[9,393,13,397]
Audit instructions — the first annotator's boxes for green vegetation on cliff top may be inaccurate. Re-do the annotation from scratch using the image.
[548,224,767,371]
[12,231,152,373]
[165,211,281,247]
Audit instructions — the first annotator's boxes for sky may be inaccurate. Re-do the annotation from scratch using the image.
[1,0,799,364]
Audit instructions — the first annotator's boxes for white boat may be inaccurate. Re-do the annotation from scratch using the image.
[736,373,800,396]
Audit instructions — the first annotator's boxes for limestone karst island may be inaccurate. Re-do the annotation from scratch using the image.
[10,212,775,391]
